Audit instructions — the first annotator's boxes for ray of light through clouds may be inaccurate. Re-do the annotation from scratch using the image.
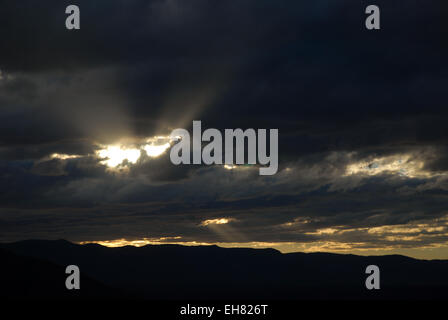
[78,212,448,259]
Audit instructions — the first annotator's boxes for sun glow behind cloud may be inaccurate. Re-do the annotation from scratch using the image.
[143,143,171,157]
[95,136,174,169]
[97,145,141,167]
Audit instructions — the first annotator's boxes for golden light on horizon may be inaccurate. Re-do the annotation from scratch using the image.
[80,236,184,247]
[76,238,448,260]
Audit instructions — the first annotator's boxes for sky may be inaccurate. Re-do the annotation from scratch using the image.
[1,0,448,259]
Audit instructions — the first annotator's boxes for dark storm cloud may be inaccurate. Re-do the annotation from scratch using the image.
[1,0,447,153]
[0,0,448,250]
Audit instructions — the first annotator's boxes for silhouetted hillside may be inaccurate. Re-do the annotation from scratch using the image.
[0,246,124,299]
[1,240,448,300]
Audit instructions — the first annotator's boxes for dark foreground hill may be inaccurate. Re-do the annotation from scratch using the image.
[0,247,123,299]
[1,239,447,300]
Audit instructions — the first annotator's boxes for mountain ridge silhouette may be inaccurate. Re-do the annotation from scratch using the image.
[1,239,447,300]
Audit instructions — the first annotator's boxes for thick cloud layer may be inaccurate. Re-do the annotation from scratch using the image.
[0,0,447,258]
